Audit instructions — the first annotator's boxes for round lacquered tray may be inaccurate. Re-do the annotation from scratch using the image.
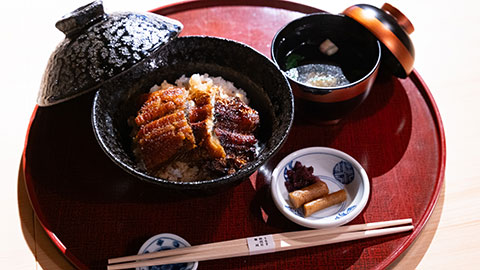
[23,1,446,269]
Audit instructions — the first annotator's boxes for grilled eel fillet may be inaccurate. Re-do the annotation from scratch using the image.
[210,97,260,174]
[134,86,195,170]
[133,84,259,175]
[188,84,226,160]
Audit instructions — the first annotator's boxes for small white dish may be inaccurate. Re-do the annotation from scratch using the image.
[137,233,198,270]
[271,147,370,229]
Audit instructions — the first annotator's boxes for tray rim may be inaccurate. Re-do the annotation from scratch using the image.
[22,1,446,269]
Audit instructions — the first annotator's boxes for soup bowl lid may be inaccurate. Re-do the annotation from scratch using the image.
[37,0,183,106]
[343,3,415,78]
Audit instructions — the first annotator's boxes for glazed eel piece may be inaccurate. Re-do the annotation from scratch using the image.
[209,96,260,174]
[134,86,195,170]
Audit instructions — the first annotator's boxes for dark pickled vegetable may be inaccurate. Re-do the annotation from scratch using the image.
[285,161,320,192]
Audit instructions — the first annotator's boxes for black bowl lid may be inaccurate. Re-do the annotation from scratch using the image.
[37,0,183,106]
[343,3,415,78]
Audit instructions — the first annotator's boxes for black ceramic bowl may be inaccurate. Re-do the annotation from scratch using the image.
[92,36,293,191]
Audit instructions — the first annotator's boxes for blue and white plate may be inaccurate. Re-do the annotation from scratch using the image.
[271,147,370,228]
[137,233,198,270]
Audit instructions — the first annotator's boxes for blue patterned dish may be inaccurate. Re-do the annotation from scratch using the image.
[271,147,370,228]
[137,233,198,270]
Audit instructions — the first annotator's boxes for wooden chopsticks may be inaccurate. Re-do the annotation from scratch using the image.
[107,218,413,270]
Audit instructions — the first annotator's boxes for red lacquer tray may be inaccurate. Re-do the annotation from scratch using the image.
[23,1,446,269]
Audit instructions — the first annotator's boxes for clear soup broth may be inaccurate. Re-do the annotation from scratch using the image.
[280,41,372,89]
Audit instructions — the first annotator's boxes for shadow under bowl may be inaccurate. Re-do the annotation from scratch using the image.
[92,36,294,191]
[271,13,381,122]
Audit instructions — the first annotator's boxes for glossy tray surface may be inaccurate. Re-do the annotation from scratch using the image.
[23,1,445,269]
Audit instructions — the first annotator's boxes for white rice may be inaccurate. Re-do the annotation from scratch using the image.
[149,73,249,104]
[155,161,204,182]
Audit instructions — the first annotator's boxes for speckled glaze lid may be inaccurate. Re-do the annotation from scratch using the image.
[343,3,415,78]
[37,0,183,106]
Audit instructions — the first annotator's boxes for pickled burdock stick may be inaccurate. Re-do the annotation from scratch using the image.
[303,189,347,217]
[288,180,329,209]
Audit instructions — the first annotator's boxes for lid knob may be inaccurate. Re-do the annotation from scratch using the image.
[381,3,414,34]
[55,0,105,37]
